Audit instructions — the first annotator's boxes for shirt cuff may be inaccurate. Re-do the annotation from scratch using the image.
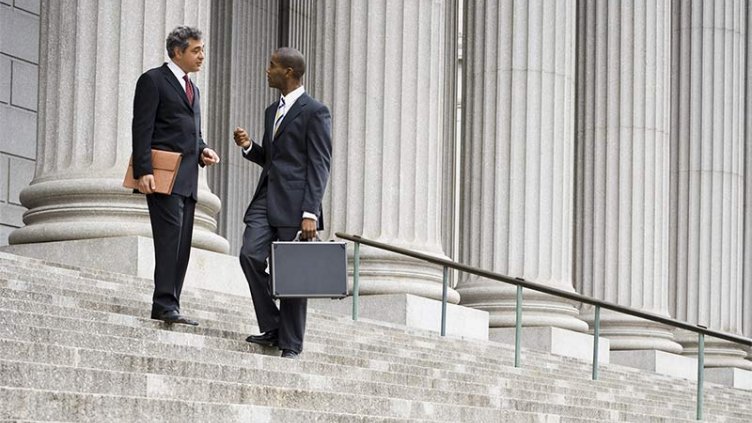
[242,143,253,155]
[302,211,318,222]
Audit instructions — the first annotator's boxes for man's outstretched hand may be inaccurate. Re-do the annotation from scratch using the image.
[234,127,251,149]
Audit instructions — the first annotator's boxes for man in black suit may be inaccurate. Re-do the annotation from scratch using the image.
[234,47,332,358]
[131,26,220,326]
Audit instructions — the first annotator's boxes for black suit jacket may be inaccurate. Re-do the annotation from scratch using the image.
[245,92,332,229]
[132,63,207,200]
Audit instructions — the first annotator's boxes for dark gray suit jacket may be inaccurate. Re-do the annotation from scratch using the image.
[132,63,207,200]
[245,92,332,229]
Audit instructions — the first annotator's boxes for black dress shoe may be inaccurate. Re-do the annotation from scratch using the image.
[245,330,278,347]
[152,310,199,326]
[281,349,299,359]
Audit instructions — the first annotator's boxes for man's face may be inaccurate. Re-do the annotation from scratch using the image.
[266,53,290,89]
[173,38,204,73]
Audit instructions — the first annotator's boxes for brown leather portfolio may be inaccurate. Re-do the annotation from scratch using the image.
[123,150,182,195]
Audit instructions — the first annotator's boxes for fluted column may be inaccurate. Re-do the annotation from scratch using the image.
[458,0,586,331]
[306,0,458,302]
[442,0,460,263]
[575,1,680,352]
[207,0,277,254]
[670,0,748,368]
[744,0,752,362]
[9,0,227,253]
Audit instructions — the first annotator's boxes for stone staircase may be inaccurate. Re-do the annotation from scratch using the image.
[0,251,751,422]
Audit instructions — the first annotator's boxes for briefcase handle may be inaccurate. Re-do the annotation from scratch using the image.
[292,231,321,242]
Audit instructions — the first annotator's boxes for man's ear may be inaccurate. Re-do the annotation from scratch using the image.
[172,47,183,60]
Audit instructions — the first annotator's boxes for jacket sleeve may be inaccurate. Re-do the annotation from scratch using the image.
[131,73,159,178]
[243,140,266,167]
[302,105,332,215]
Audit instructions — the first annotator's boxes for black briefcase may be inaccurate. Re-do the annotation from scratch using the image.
[271,234,348,299]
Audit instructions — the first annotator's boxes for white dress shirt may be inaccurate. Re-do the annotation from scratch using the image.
[166,60,189,91]
[243,86,318,223]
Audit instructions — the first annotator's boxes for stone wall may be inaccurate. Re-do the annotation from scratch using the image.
[0,0,39,244]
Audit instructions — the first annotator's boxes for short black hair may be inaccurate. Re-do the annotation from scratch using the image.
[275,47,306,80]
[166,26,202,58]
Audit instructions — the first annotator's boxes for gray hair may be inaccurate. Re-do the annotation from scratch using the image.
[166,26,202,58]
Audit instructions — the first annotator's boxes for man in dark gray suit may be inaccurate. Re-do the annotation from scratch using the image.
[132,26,220,326]
[234,47,332,359]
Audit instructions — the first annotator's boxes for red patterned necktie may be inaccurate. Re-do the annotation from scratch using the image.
[183,74,194,105]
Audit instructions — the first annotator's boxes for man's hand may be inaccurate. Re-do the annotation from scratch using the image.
[138,174,156,194]
[234,127,251,149]
[300,218,317,241]
[202,148,220,165]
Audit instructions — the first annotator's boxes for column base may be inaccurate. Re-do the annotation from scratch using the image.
[580,309,683,353]
[705,368,752,390]
[458,278,589,332]
[309,294,489,341]
[490,326,610,364]
[611,350,697,381]
[675,330,752,370]
[353,246,460,304]
[1,236,248,297]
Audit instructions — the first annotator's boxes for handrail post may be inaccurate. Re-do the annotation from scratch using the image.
[697,331,705,420]
[352,242,360,321]
[592,306,600,380]
[441,266,448,336]
[515,284,522,368]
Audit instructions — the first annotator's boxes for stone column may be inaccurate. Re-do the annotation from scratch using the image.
[442,0,460,264]
[670,0,749,368]
[307,0,459,303]
[575,1,681,352]
[458,0,587,332]
[9,0,227,253]
[207,0,277,254]
[744,0,752,363]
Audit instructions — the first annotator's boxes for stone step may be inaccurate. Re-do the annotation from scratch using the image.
[0,280,711,391]
[0,287,610,375]
[0,360,518,422]
[0,274,725,390]
[0,294,736,416]
[0,387,427,423]
[2,253,751,422]
[0,290,748,412]
[0,301,712,408]
[1,336,714,421]
[2,319,747,420]
[4,356,715,422]
[0,268,667,380]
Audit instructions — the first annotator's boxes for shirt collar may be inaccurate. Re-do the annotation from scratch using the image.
[280,85,305,109]
[167,59,188,83]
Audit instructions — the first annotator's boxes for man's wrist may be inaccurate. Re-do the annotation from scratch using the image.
[302,211,318,221]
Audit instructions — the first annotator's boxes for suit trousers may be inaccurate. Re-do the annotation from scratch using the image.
[239,187,307,353]
[146,193,196,315]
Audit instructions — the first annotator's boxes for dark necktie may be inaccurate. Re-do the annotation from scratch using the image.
[183,74,194,105]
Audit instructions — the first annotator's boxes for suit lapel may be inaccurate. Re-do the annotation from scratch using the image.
[273,93,308,141]
[160,64,193,109]
[265,103,277,144]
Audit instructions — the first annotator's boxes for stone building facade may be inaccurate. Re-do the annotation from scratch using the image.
[1,0,750,367]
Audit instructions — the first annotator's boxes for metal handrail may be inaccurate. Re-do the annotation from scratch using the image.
[335,232,752,421]
[335,232,751,346]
